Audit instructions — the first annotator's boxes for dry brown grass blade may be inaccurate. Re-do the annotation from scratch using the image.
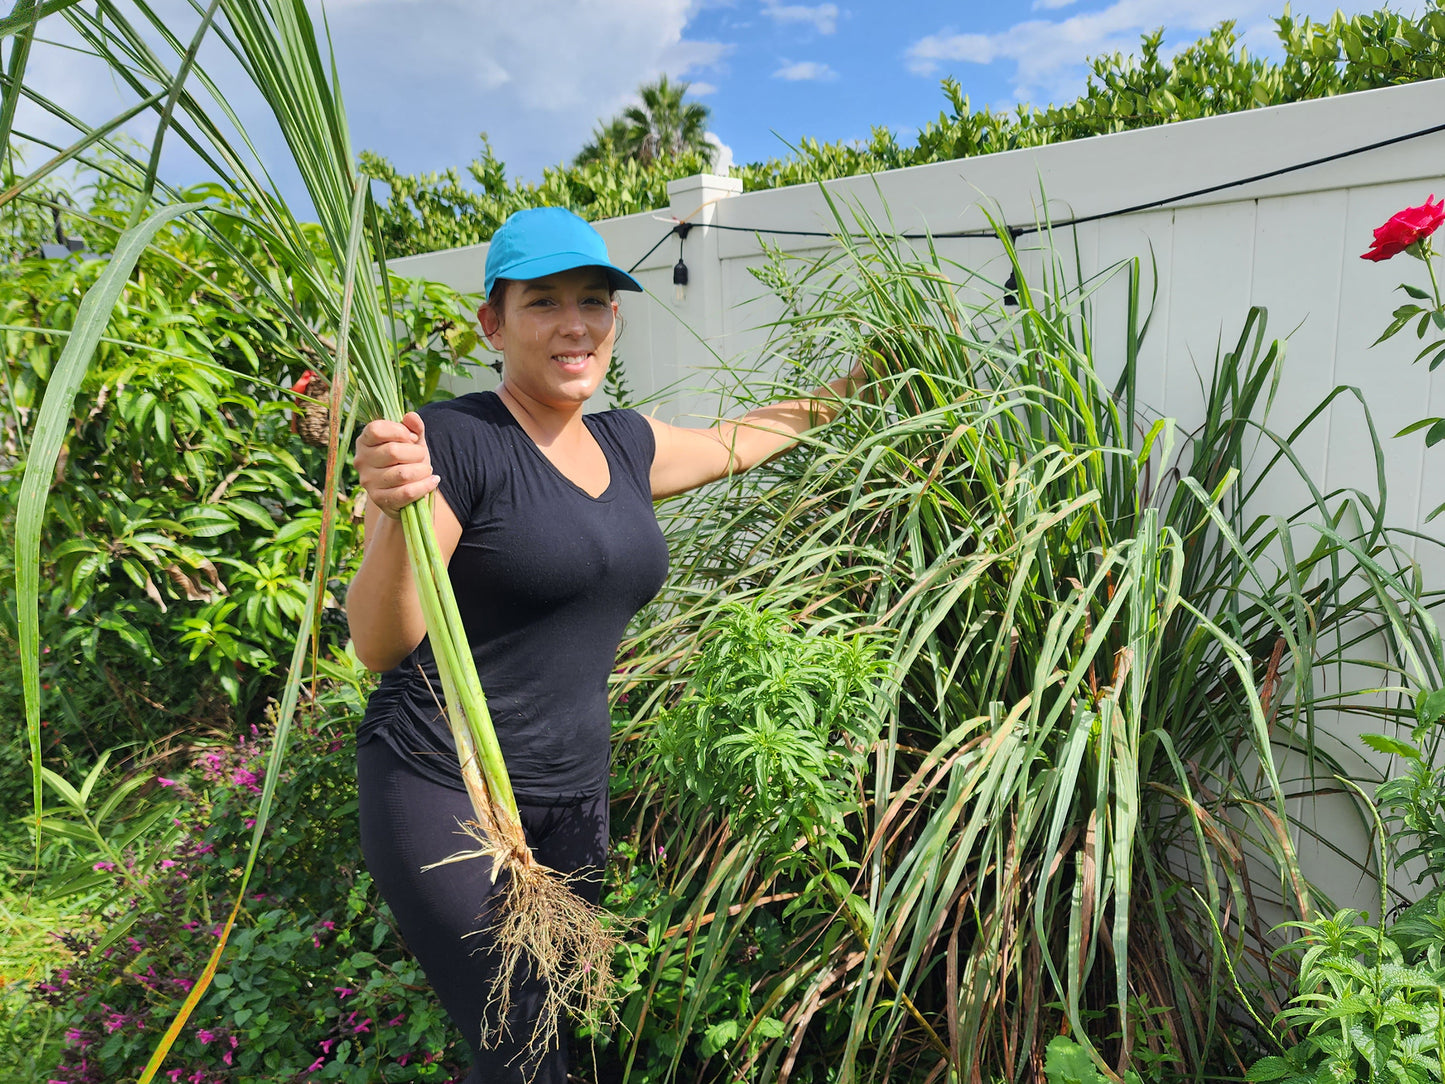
[660,891,801,940]
[773,950,868,1084]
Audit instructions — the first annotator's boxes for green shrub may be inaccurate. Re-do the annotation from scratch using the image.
[602,606,886,1084]
[0,170,479,754]
[28,681,475,1084]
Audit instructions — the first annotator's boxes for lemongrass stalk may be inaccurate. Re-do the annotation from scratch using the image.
[10,1,609,1066]
[399,497,520,825]
[339,174,520,836]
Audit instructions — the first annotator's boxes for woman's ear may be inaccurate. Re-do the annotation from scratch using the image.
[477,302,503,348]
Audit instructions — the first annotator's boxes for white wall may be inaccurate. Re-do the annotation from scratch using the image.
[391,78,1445,914]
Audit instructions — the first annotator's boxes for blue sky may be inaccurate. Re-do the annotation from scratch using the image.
[317,0,1373,182]
[17,0,1411,200]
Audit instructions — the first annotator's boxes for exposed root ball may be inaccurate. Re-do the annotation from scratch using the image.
[484,860,621,1066]
[422,817,621,1073]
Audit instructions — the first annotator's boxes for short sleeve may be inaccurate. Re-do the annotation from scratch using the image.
[417,396,493,526]
[591,409,656,497]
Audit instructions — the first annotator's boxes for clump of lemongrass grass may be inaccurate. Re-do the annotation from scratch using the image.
[605,195,1445,1081]
[4,0,621,1063]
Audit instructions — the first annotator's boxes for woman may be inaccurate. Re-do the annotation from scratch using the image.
[348,206,860,1082]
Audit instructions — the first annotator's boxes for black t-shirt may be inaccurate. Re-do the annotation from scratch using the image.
[356,391,669,802]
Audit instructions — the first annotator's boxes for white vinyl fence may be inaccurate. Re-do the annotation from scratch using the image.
[392,77,1445,912]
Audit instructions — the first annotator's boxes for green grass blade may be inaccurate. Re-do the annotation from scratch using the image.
[15,199,202,859]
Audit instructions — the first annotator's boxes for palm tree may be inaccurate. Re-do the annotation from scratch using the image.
[625,76,711,164]
[572,115,634,166]
[576,75,713,167]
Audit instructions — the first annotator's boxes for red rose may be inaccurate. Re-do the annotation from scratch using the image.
[1361,195,1445,262]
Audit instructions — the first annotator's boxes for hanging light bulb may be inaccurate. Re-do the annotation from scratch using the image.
[672,222,693,304]
[673,256,689,303]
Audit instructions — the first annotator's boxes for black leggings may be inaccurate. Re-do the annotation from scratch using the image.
[357,739,609,1084]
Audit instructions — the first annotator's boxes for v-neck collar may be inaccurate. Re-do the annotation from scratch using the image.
[484,390,616,502]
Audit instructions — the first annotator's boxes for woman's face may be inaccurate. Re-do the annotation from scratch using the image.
[480,266,618,413]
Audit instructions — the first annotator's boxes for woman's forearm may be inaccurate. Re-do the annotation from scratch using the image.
[648,364,865,499]
[714,369,860,475]
[347,508,430,673]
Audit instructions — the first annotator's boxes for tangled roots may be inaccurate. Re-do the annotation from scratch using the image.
[424,817,622,1073]
[484,860,620,1063]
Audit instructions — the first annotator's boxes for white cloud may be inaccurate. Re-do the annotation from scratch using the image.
[1032,0,1080,9]
[11,0,734,196]
[904,0,1350,103]
[773,59,839,81]
[704,131,735,172]
[907,32,998,71]
[689,81,720,96]
[761,2,840,35]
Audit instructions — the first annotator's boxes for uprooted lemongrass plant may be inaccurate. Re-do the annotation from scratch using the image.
[3,0,614,1067]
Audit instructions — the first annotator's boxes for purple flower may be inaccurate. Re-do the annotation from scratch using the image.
[157,777,177,787]
[197,1029,215,1045]
[93,861,116,872]
[334,986,354,999]
[306,1058,324,1073]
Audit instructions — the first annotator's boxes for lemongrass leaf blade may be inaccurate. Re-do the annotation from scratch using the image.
[16,200,203,854]
[126,0,222,227]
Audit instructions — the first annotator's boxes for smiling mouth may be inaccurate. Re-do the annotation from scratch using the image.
[552,352,592,366]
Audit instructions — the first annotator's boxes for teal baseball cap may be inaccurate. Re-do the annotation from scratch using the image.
[484,207,643,300]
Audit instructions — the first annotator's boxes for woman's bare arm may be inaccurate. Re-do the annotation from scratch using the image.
[346,412,464,672]
[645,363,863,500]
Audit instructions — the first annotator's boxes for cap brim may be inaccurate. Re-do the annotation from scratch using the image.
[490,251,643,294]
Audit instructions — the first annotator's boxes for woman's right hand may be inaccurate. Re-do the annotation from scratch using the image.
[355,412,441,519]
